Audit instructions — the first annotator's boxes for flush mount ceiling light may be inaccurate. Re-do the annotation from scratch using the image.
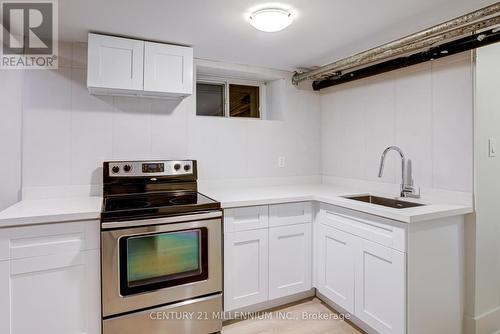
[249,8,293,32]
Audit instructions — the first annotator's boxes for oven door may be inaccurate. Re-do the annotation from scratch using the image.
[101,211,222,317]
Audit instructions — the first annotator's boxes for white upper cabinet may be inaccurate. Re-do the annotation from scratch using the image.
[143,41,193,95]
[87,34,144,92]
[87,33,193,99]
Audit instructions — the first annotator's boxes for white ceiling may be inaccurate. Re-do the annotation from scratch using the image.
[59,0,498,71]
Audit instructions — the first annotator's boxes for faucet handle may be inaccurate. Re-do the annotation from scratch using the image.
[404,159,414,186]
[402,185,420,199]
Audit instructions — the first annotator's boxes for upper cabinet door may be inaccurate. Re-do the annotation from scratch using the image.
[87,33,144,91]
[143,42,193,95]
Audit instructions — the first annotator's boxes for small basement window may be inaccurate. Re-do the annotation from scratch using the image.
[196,83,225,117]
[229,84,260,118]
[196,79,264,119]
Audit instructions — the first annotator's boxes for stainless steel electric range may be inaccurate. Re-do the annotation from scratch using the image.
[100,160,222,334]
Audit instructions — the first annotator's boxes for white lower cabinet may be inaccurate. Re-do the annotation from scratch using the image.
[224,202,313,312]
[224,229,269,311]
[224,203,405,332]
[317,223,355,313]
[224,201,464,334]
[316,205,406,334]
[355,239,405,334]
[0,221,101,334]
[269,223,312,299]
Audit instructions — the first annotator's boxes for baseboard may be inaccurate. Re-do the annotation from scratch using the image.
[221,289,375,333]
[315,291,374,334]
[465,306,500,334]
[222,289,315,322]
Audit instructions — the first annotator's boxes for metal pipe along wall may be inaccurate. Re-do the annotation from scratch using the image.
[292,2,500,86]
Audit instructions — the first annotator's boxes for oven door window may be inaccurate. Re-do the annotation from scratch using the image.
[119,228,208,296]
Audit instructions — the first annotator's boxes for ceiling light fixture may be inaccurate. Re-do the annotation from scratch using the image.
[249,8,293,32]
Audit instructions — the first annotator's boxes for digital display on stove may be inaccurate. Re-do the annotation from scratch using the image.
[142,163,164,173]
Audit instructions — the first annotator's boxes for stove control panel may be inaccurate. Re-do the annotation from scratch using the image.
[107,160,194,177]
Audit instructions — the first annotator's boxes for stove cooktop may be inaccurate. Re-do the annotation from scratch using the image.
[101,191,220,222]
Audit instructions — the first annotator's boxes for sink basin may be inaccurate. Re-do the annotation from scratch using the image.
[343,195,425,209]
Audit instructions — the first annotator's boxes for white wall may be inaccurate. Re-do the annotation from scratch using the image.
[0,71,23,210]
[320,52,474,194]
[467,43,500,334]
[19,42,321,197]
[2,44,475,202]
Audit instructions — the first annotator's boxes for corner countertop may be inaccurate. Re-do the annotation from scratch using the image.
[0,183,473,227]
[0,196,102,227]
[200,183,473,223]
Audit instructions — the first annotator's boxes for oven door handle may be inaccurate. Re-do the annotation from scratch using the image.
[101,211,222,229]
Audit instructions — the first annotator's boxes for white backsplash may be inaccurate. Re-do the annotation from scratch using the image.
[19,42,322,198]
[0,71,23,209]
[320,52,474,193]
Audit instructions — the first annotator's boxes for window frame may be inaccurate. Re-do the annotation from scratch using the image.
[196,80,227,118]
[196,75,266,119]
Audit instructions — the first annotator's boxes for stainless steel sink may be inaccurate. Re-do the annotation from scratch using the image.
[343,195,425,209]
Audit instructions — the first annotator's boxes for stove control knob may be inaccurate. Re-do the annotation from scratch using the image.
[123,164,132,172]
[184,164,191,171]
[174,163,181,171]
[111,166,120,174]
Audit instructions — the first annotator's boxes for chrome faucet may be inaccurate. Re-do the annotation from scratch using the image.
[378,146,420,198]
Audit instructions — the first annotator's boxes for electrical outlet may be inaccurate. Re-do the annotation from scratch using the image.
[489,138,497,157]
[278,156,286,168]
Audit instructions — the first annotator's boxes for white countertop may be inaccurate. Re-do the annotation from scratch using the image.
[200,183,473,223]
[0,197,102,227]
[0,183,473,227]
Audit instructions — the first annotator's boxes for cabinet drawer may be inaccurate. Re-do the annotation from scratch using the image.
[9,233,83,260]
[318,204,406,252]
[269,202,312,227]
[224,206,268,233]
[0,220,100,261]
